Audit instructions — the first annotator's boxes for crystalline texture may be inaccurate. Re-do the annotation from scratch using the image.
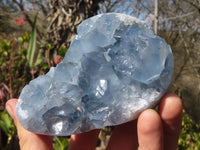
[17,13,174,136]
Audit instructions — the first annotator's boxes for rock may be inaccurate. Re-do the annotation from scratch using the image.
[16,13,173,136]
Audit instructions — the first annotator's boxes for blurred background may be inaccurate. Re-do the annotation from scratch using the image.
[0,0,200,149]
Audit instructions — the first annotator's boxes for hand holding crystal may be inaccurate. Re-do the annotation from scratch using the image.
[6,93,182,150]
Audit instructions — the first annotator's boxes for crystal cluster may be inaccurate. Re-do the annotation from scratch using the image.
[17,13,173,136]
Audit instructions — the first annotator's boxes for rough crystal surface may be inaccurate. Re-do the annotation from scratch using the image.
[17,13,174,136]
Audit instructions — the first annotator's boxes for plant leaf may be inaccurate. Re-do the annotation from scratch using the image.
[2,113,12,128]
[26,13,38,68]
[0,120,8,134]
[34,48,42,66]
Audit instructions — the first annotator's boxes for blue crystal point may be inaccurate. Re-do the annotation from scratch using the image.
[17,13,173,136]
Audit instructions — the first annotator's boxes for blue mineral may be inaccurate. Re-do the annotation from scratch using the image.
[17,13,173,136]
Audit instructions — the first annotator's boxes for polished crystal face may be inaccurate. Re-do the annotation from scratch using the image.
[17,13,173,136]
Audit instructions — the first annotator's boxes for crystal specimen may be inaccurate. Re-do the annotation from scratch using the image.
[16,13,173,136]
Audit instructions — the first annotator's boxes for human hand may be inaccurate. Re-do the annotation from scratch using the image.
[6,93,182,150]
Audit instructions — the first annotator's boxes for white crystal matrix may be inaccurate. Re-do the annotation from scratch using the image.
[17,13,173,136]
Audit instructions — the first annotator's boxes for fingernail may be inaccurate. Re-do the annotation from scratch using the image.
[6,104,14,119]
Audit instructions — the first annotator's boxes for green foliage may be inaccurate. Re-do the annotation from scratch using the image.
[0,37,31,98]
[53,137,70,150]
[58,46,68,58]
[178,110,200,150]
[0,40,11,65]
[26,13,42,68]
[0,110,16,144]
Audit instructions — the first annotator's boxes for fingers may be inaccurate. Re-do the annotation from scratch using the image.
[68,129,100,150]
[138,109,163,150]
[137,94,182,150]
[106,120,138,150]
[6,99,53,150]
[159,94,182,150]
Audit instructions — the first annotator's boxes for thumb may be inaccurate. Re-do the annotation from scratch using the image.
[6,99,53,150]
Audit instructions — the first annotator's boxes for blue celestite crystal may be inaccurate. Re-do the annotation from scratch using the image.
[16,13,174,136]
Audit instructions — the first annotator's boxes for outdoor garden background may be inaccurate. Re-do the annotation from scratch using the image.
[0,0,200,149]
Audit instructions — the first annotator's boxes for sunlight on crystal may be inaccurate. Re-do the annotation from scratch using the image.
[95,79,108,98]
[52,121,63,134]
